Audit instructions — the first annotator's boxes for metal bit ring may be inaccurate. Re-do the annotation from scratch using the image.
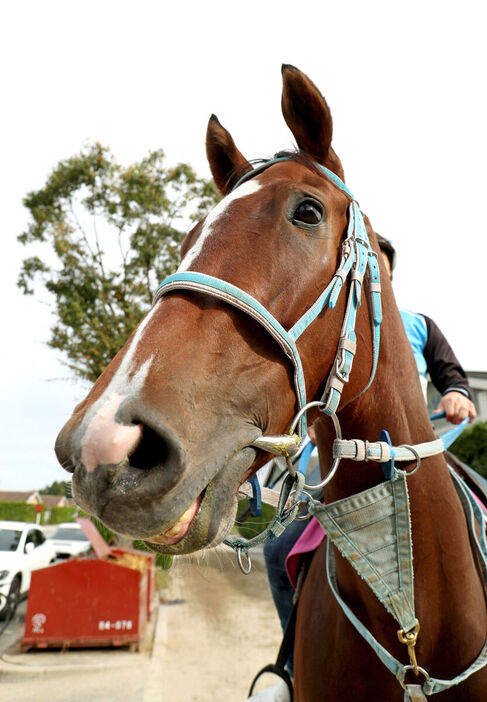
[236,546,252,575]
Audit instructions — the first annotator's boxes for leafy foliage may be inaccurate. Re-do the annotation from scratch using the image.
[18,143,217,382]
[39,480,71,496]
[451,421,487,477]
[234,500,276,539]
[0,502,43,523]
[48,506,78,524]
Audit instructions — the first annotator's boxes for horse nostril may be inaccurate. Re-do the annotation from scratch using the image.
[128,424,169,471]
[55,428,76,474]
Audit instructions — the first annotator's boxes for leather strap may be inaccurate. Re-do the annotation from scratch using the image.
[248,604,296,701]
[404,684,427,701]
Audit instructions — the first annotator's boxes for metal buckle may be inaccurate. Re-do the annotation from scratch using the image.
[336,353,350,382]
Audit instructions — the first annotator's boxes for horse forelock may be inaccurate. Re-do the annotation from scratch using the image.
[272,149,326,177]
[227,149,343,192]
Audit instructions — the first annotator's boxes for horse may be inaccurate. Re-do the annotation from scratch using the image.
[55,65,487,700]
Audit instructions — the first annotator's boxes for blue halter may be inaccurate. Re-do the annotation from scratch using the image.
[153,158,382,438]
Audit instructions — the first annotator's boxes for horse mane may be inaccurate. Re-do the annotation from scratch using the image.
[272,149,323,176]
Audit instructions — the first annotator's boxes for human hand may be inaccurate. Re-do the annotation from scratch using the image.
[437,392,477,425]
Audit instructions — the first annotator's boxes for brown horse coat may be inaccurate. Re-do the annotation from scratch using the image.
[55,65,487,700]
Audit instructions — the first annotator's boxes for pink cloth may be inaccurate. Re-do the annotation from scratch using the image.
[473,491,487,518]
[285,517,325,588]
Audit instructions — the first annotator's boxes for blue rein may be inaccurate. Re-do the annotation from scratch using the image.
[430,410,470,450]
[153,158,382,439]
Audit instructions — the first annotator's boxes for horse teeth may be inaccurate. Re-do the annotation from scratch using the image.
[149,495,203,545]
[166,523,183,537]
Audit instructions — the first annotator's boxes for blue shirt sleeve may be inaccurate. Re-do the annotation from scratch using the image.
[399,310,428,380]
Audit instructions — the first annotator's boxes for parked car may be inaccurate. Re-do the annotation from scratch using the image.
[0,521,56,618]
[48,522,91,559]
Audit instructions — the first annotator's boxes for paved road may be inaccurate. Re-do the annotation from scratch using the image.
[2,662,148,702]
[145,546,282,701]
[0,547,281,702]
[0,599,27,657]
[0,596,149,702]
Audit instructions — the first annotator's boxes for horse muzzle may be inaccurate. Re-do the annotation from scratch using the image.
[55,395,261,552]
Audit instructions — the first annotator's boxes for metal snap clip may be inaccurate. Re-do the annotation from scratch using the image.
[398,620,420,674]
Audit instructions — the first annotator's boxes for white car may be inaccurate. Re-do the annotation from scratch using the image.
[48,522,91,559]
[0,521,56,618]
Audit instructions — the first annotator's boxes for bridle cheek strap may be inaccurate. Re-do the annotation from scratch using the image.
[318,201,382,414]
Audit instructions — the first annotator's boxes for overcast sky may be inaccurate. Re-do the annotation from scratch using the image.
[1,1,486,491]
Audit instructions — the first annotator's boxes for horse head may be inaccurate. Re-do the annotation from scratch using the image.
[55,65,379,554]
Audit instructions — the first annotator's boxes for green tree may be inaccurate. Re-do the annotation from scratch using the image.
[39,480,70,496]
[18,143,217,382]
[451,421,487,477]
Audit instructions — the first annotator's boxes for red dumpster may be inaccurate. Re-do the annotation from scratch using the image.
[74,517,158,622]
[21,518,158,652]
[110,546,158,621]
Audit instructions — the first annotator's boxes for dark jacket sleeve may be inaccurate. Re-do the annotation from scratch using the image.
[422,314,473,400]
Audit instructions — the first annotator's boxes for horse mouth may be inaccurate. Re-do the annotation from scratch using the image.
[142,445,258,555]
[70,422,261,555]
[147,491,205,547]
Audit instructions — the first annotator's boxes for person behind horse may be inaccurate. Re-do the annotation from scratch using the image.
[377,234,475,424]
[248,233,476,701]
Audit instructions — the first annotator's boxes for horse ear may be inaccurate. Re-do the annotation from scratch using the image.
[206,115,253,195]
[281,64,344,179]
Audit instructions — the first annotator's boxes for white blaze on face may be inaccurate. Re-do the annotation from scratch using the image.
[76,308,156,471]
[81,393,143,472]
[178,180,262,271]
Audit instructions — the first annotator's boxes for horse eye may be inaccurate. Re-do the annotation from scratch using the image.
[293,200,323,226]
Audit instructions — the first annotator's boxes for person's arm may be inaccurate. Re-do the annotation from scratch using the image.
[423,315,476,424]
